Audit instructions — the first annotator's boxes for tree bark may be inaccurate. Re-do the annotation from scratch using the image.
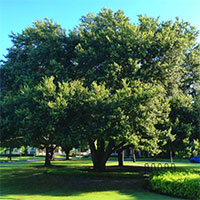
[88,139,128,171]
[93,159,106,171]
[49,145,56,161]
[45,146,51,166]
[118,150,124,167]
[170,151,173,163]
[50,149,54,161]
[116,144,132,167]
[64,147,72,160]
[89,139,113,171]
[132,148,136,162]
[95,139,106,171]
[65,151,70,160]
[9,147,12,161]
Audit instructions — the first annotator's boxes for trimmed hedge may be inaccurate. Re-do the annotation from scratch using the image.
[149,170,200,200]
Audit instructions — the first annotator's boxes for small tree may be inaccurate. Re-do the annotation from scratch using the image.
[0,19,76,165]
[17,77,59,166]
[0,92,26,160]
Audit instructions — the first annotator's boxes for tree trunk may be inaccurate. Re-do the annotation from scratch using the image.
[45,146,51,166]
[118,150,124,167]
[66,151,70,160]
[170,151,173,163]
[88,139,124,171]
[9,147,12,161]
[50,146,55,161]
[116,144,133,167]
[93,159,106,171]
[94,139,106,171]
[132,148,136,162]
[64,147,72,160]
[89,139,114,172]
[66,150,71,160]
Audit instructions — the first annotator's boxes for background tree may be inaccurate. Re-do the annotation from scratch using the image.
[0,18,76,164]
[0,18,75,93]
[190,90,200,156]
[166,93,193,159]
[17,77,59,166]
[0,92,26,160]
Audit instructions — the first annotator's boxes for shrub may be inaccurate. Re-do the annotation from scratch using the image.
[149,169,200,200]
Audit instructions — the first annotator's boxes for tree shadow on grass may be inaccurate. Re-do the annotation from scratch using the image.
[0,164,183,200]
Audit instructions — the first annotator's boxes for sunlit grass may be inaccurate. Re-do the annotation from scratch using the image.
[0,159,189,200]
[0,155,44,162]
[129,161,200,169]
[0,191,184,200]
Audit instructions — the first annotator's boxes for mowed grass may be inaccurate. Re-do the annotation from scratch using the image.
[0,159,197,200]
[0,155,44,162]
[126,160,200,169]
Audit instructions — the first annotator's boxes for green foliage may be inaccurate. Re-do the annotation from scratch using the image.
[150,170,200,200]
[0,18,70,92]
[0,147,6,153]
[115,80,171,155]
[0,92,26,148]
[0,8,199,167]
[21,146,28,155]
[167,91,200,157]
[73,9,199,94]
[18,76,60,148]
[70,8,199,161]
[192,91,200,155]
[182,45,200,97]
[47,77,171,155]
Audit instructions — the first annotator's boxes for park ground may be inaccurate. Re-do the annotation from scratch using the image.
[0,156,199,200]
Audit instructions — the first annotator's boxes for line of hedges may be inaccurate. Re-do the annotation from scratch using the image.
[149,169,200,200]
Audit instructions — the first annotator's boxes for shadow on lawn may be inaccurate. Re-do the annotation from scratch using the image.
[0,164,183,200]
[1,165,148,193]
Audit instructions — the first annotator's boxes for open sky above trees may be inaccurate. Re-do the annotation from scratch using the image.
[0,0,200,61]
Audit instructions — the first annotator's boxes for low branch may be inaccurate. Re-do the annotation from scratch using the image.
[0,136,24,144]
[112,141,126,152]
[117,144,133,153]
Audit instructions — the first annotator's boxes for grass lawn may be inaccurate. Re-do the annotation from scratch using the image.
[127,160,200,169]
[0,159,191,200]
[0,155,44,163]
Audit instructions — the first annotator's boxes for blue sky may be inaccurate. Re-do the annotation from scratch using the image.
[1,0,200,61]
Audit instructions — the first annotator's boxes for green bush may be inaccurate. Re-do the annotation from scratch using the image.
[149,170,200,200]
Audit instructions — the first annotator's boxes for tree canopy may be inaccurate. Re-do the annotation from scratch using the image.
[0,8,199,170]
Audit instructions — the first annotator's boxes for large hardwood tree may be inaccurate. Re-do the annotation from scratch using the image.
[1,9,199,169]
